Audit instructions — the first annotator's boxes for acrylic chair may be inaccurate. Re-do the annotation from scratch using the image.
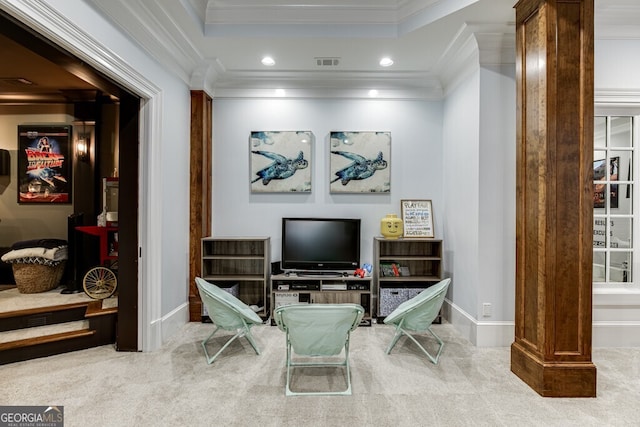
[195,277,263,364]
[274,303,365,396]
[383,278,451,365]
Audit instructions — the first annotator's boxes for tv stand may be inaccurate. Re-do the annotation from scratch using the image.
[271,273,371,326]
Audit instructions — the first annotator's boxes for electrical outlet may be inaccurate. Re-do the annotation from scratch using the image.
[482,303,492,317]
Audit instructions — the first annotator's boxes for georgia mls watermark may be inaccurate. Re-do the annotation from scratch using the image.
[0,406,63,427]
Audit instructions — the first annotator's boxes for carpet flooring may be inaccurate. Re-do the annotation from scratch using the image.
[0,286,117,312]
[0,286,118,343]
[2,321,639,427]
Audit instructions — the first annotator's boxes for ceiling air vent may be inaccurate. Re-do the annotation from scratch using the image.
[315,57,340,67]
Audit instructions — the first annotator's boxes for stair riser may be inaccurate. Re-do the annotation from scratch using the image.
[0,313,116,365]
[0,307,88,332]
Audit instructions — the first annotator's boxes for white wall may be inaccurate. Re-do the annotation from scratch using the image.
[595,39,640,93]
[212,98,443,267]
[478,64,516,322]
[156,84,191,316]
[440,62,517,347]
[592,38,640,347]
[442,70,481,322]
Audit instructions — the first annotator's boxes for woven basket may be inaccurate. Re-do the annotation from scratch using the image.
[12,261,66,294]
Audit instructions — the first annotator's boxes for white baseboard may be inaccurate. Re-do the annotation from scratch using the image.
[442,300,514,347]
[161,302,190,344]
[444,300,640,348]
[145,302,190,351]
[593,322,640,347]
[147,318,162,352]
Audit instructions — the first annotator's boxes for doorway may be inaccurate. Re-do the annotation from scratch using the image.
[0,10,140,350]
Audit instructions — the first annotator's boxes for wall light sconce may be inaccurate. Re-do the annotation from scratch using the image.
[76,122,90,161]
[76,136,88,160]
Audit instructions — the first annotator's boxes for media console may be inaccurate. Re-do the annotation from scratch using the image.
[270,273,372,326]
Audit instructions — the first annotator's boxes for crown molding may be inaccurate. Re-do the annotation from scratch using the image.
[190,60,223,98]
[398,0,478,35]
[211,69,443,99]
[435,22,514,95]
[87,0,203,85]
[595,88,640,107]
[204,0,479,38]
[212,86,443,100]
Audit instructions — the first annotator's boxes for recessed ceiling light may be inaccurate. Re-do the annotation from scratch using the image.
[379,57,394,67]
[262,56,275,66]
[368,89,379,97]
[275,89,286,97]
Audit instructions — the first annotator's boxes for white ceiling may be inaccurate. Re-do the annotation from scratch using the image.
[86,0,524,98]
[3,0,640,101]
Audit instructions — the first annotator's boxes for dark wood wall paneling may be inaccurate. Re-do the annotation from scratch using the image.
[116,92,140,351]
[188,91,212,321]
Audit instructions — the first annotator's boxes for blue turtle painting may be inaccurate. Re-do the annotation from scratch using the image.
[330,151,388,185]
[251,150,309,185]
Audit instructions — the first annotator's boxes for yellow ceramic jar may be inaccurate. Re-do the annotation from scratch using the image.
[380,214,403,239]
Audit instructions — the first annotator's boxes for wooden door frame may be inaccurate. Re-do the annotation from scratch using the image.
[116,91,140,350]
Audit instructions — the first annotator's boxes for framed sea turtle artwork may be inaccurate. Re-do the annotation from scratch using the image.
[250,131,313,193]
[329,131,391,193]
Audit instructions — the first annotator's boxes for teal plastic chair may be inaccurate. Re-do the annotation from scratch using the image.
[274,303,365,396]
[195,277,263,364]
[383,278,451,364]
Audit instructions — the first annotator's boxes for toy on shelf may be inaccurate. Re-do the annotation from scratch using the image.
[354,263,373,278]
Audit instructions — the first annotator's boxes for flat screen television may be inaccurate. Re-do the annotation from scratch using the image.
[281,217,361,272]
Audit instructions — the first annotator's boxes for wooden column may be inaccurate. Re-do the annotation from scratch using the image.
[188,90,212,321]
[511,0,596,397]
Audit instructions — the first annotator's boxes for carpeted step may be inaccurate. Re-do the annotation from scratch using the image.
[0,327,95,351]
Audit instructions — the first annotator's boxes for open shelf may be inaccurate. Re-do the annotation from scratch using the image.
[200,237,270,319]
[374,237,443,319]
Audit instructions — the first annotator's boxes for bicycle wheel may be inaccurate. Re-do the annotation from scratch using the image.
[83,266,117,299]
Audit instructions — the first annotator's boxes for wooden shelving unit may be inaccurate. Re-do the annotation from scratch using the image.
[373,237,443,319]
[200,237,270,319]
